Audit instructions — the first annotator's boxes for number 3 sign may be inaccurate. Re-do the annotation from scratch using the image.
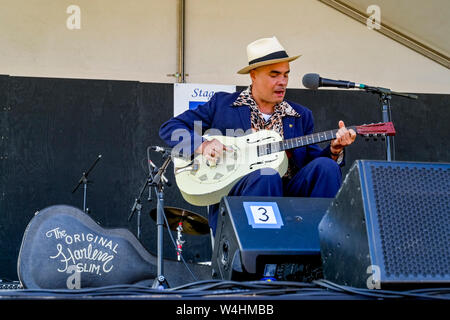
[243,202,284,229]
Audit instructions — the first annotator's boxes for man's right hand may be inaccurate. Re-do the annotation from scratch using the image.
[195,139,229,164]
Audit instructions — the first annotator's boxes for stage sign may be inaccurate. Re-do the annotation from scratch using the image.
[173,83,236,116]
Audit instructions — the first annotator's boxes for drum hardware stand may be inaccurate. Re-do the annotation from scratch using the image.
[72,154,102,214]
[361,86,417,161]
[176,221,185,261]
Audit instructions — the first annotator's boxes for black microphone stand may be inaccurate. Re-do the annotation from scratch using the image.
[150,151,172,289]
[362,86,418,161]
[128,148,172,289]
[128,173,154,240]
[72,154,102,214]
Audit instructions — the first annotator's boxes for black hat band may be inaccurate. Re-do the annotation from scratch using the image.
[248,50,289,65]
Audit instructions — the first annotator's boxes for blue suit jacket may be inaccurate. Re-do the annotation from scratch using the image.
[159,91,336,171]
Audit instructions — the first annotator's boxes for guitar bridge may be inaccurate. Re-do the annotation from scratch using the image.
[175,160,199,174]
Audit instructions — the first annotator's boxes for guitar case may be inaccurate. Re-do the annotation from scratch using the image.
[17,204,157,289]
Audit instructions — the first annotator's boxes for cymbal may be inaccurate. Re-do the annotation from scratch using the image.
[149,206,210,235]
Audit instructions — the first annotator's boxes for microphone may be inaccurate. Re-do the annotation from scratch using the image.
[148,156,171,186]
[302,73,366,90]
[151,145,194,160]
[151,146,172,153]
[302,73,419,100]
[148,159,171,185]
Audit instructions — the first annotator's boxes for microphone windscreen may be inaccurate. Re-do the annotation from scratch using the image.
[302,73,320,89]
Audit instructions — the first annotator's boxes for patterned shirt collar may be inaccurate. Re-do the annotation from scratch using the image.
[232,86,301,118]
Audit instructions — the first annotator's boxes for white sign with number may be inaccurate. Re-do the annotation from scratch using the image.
[243,202,284,229]
[249,206,277,225]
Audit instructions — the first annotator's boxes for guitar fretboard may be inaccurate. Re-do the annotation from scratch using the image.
[257,126,356,156]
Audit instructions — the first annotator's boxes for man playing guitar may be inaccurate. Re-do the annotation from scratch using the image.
[159,36,356,235]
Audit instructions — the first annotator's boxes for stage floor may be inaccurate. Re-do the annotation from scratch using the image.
[1,278,449,300]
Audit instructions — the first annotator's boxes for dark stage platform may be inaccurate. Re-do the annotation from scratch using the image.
[1,78,449,315]
[2,278,449,300]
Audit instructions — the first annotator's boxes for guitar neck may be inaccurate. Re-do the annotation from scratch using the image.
[258,126,357,155]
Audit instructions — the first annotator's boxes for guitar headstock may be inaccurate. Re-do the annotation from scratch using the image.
[355,122,396,138]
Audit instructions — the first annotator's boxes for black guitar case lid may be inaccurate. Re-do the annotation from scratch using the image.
[17,204,157,289]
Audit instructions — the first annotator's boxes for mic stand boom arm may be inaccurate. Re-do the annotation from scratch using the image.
[72,154,102,214]
[361,86,418,162]
[362,85,418,100]
[128,172,155,239]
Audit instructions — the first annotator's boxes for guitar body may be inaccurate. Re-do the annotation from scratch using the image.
[174,130,288,206]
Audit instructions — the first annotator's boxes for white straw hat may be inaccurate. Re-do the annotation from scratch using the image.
[237,36,301,74]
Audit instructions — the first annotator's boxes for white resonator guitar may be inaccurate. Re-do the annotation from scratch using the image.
[173,122,396,206]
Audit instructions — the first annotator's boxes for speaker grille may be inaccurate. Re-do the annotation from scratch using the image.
[368,163,450,279]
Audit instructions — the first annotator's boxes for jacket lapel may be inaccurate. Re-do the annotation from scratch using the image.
[282,116,296,139]
[237,106,251,131]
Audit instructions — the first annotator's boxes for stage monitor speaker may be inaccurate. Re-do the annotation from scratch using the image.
[211,196,331,281]
[319,160,450,290]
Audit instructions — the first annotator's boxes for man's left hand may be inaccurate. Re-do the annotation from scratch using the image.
[330,120,356,154]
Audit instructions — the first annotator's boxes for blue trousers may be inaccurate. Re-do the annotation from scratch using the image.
[208,157,342,235]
